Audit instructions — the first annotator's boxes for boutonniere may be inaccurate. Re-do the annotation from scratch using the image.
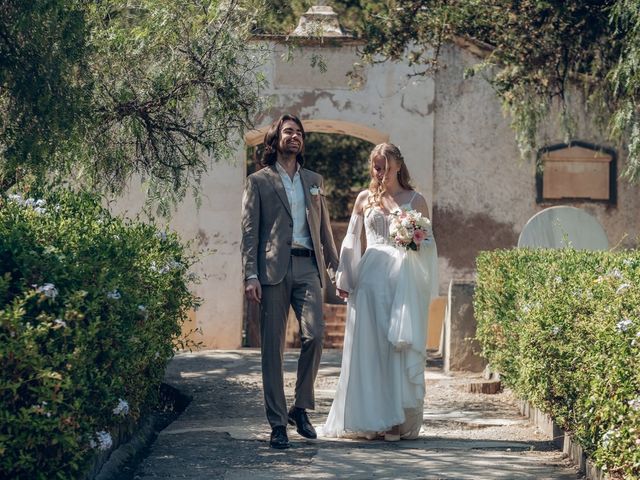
[309,184,321,196]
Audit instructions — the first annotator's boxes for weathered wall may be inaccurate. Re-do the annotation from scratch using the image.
[433,44,640,287]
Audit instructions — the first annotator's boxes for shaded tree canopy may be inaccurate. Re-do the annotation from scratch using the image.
[262,1,640,181]
[1,0,267,212]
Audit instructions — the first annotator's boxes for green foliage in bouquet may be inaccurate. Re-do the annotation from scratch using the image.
[0,190,199,479]
[475,249,640,478]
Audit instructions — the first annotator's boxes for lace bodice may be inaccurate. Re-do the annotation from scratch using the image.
[364,208,393,246]
[363,204,412,247]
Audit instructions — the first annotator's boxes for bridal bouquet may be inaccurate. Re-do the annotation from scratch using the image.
[389,208,431,251]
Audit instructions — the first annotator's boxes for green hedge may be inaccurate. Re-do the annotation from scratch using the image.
[475,249,640,479]
[0,191,198,479]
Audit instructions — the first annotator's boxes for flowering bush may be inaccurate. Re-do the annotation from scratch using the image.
[475,249,640,479]
[0,191,198,479]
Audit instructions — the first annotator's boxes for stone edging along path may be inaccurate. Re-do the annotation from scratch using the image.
[518,400,609,480]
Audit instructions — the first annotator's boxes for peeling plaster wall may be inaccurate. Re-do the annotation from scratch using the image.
[433,44,640,288]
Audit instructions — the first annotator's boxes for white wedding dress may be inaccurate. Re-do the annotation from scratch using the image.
[322,197,438,439]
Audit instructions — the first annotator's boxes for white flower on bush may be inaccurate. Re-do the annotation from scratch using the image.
[35,283,58,299]
[632,332,640,347]
[601,429,615,448]
[554,276,563,284]
[151,259,183,274]
[107,290,121,300]
[90,431,113,451]
[54,318,67,328]
[628,397,640,411]
[521,303,531,314]
[551,326,561,335]
[113,398,130,416]
[155,230,167,241]
[609,268,623,279]
[623,258,634,267]
[616,318,633,333]
[7,193,24,205]
[138,304,147,312]
[616,283,631,295]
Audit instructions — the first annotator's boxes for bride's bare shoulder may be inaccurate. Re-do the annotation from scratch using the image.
[353,190,371,215]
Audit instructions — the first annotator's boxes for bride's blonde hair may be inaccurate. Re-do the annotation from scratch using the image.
[367,143,413,209]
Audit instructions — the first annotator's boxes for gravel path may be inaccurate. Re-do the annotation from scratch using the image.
[128,349,582,479]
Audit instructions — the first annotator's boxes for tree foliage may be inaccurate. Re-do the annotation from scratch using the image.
[261,1,640,181]
[353,0,640,180]
[0,0,267,211]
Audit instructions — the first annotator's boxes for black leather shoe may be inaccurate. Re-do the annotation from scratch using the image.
[270,426,290,449]
[287,406,317,439]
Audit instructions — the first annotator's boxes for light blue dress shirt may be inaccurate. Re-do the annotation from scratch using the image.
[275,161,313,251]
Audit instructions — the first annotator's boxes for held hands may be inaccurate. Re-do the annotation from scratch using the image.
[245,278,262,303]
[337,288,349,300]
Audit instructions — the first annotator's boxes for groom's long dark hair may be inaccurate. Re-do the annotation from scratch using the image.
[261,114,306,167]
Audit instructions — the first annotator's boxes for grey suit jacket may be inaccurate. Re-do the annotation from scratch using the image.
[241,164,339,288]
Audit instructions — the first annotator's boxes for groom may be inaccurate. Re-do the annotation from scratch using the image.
[241,114,339,449]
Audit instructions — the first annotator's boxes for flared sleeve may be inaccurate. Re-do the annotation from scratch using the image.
[335,213,363,293]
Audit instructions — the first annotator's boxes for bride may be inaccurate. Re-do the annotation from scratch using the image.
[323,143,438,441]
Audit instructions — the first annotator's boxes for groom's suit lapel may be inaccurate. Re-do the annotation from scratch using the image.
[264,165,292,218]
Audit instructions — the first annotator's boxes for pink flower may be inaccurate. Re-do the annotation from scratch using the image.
[413,229,426,245]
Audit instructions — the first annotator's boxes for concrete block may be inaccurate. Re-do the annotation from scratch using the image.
[444,281,488,373]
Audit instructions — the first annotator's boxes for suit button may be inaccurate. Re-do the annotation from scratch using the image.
[286,240,292,245]
[289,222,293,228]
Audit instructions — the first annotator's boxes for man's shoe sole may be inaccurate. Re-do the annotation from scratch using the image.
[270,442,290,449]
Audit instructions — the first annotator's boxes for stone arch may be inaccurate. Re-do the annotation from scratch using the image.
[244,119,389,147]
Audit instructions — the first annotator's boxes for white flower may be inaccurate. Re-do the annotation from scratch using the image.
[628,397,640,411]
[35,199,46,207]
[616,283,631,295]
[155,231,167,241]
[24,198,36,207]
[554,276,563,284]
[608,268,623,280]
[623,259,634,267]
[7,193,24,205]
[54,318,67,328]
[33,207,46,215]
[154,351,160,359]
[113,398,130,416]
[138,305,147,312]
[601,429,615,448]
[90,431,113,451]
[616,318,633,333]
[552,326,561,335]
[521,303,531,314]
[107,290,121,300]
[36,283,58,299]
[632,332,640,347]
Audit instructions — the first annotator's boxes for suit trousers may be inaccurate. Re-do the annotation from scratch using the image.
[260,255,324,428]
